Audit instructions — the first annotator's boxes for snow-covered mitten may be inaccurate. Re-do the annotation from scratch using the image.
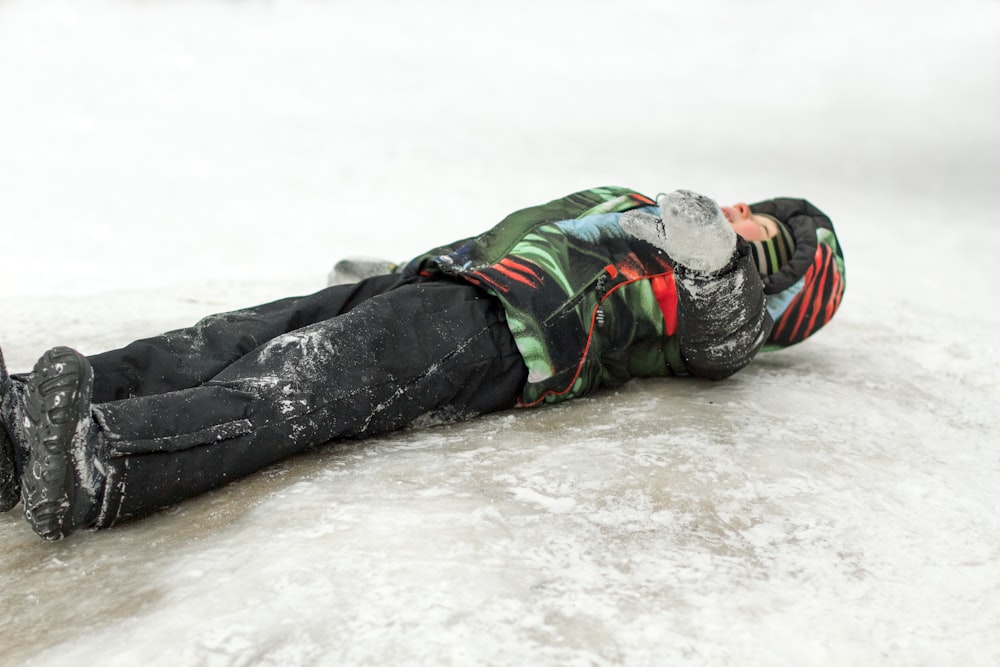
[619,189,736,273]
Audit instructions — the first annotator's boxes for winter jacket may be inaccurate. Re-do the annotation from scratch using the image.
[404,186,844,405]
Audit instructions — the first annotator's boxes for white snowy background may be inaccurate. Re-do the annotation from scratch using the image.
[1,0,999,665]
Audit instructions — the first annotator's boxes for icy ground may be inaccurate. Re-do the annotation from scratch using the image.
[1,0,999,665]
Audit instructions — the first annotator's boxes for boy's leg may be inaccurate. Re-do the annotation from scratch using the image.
[85,272,412,402]
[86,281,525,528]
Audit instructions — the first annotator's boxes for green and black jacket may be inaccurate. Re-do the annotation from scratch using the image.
[404,186,845,406]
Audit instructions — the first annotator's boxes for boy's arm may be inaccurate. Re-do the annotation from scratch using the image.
[402,186,653,275]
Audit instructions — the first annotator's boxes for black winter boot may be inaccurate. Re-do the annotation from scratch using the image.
[21,347,106,540]
[1,347,22,513]
[0,427,16,513]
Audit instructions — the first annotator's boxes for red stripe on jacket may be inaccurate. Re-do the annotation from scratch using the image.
[650,274,678,336]
[518,270,676,407]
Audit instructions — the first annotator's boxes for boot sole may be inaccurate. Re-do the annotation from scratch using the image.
[22,347,94,540]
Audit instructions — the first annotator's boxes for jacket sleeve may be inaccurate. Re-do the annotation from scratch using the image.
[749,198,846,348]
[401,186,654,277]
[673,241,773,380]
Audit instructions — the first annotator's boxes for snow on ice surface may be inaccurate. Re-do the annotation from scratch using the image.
[1,0,999,665]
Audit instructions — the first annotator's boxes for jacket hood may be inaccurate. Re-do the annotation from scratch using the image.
[749,198,846,348]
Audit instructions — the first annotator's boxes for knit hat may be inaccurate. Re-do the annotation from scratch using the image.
[747,215,795,275]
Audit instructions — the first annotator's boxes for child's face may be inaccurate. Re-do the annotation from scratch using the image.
[722,203,777,242]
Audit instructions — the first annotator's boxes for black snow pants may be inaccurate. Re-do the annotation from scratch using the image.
[83,274,528,528]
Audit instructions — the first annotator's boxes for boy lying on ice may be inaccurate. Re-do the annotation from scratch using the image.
[1,188,845,540]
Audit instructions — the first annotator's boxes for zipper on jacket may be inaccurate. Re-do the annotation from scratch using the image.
[594,273,608,327]
[543,267,611,326]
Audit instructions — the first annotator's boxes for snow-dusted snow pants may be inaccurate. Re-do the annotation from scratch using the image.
[70,242,768,529]
[85,274,528,527]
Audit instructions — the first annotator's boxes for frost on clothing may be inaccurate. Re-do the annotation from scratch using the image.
[85,278,527,526]
[403,187,774,406]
